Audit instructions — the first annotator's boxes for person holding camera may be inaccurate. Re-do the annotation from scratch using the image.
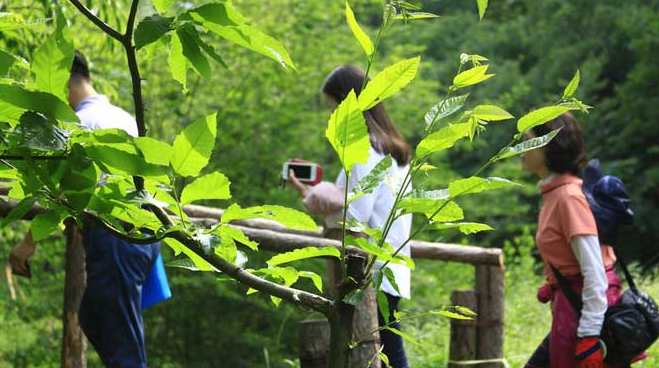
[289,65,413,368]
[521,113,644,368]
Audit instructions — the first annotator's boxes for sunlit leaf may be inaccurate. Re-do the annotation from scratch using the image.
[152,0,176,14]
[424,94,469,128]
[416,123,470,157]
[0,84,78,122]
[31,211,62,241]
[471,105,514,121]
[298,271,323,293]
[562,70,580,100]
[349,155,391,201]
[358,57,420,110]
[434,310,473,320]
[397,198,464,222]
[221,204,318,231]
[325,90,370,172]
[134,137,173,166]
[452,65,494,90]
[448,176,519,197]
[427,222,494,234]
[381,326,420,345]
[0,13,48,32]
[31,14,74,102]
[180,172,231,205]
[476,0,489,20]
[170,113,218,177]
[516,105,570,133]
[168,31,188,92]
[345,2,374,56]
[495,127,562,161]
[266,246,340,266]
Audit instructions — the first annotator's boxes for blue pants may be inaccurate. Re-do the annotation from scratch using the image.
[377,293,410,368]
[79,228,160,368]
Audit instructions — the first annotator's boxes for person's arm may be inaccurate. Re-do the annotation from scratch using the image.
[9,230,37,277]
[570,234,608,337]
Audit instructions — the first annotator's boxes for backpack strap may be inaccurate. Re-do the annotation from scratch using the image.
[549,263,583,316]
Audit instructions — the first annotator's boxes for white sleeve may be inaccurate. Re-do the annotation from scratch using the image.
[570,235,608,337]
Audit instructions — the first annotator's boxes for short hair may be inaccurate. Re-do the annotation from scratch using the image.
[70,50,90,80]
[531,112,586,176]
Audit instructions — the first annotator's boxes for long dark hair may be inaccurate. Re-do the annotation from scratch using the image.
[532,112,586,176]
[321,65,412,166]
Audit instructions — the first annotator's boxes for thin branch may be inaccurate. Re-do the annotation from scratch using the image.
[125,0,140,38]
[0,155,67,160]
[67,0,124,42]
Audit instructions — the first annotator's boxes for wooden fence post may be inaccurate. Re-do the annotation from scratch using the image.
[449,290,477,368]
[61,220,87,368]
[475,265,505,368]
[300,319,330,368]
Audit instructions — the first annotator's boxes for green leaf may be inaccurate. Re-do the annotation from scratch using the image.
[345,2,374,56]
[152,0,176,13]
[349,155,391,201]
[31,14,74,102]
[452,65,494,90]
[427,222,494,234]
[254,267,299,286]
[349,236,393,262]
[134,15,173,49]
[325,90,370,172]
[166,258,203,271]
[31,211,62,241]
[0,84,79,122]
[496,127,562,161]
[185,27,228,69]
[358,57,420,110]
[170,113,218,177]
[298,271,323,293]
[448,176,519,197]
[455,305,478,317]
[215,231,237,263]
[472,105,514,121]
[266,246,340,266]
[221,204,318,231]
[168,32,188,92]
[85,144,166,177]
[60,144,98,211]
[381,326,420,345]
[397,198,464,222]
[0,50,16,75]
[416,123,470,157]
[134,137,173,165]
[517,105,571,133]
[14,112,69,151]
[163,238,219,272]
[377,290,390,321]
[0,13,48,32]
[180,172,231,205]
[394,11,438,20]
[1,196,38,227]
[383,267,400,295]
[424,94,469,128]
[177,26,211,80]
[476,0,489,20]
[562,70,580,99]
[434,310,473,320]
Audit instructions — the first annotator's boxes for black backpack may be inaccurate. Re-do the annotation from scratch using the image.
[551,159,659,363]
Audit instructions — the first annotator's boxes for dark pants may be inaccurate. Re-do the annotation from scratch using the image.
[377,293,410,368]
[79,228,160,368]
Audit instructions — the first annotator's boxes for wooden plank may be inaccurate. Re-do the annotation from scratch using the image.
[449,290,477,368]
[475,265,505,368]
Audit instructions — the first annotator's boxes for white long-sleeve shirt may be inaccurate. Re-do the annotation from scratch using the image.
[571,234,609,337]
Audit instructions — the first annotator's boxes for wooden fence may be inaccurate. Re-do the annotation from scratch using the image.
[0,198,505,367]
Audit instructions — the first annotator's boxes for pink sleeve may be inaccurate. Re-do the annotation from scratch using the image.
[303,181,344,215]
[559,194,597,240]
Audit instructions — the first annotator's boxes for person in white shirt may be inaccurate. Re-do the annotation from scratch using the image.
[289,65,413,368]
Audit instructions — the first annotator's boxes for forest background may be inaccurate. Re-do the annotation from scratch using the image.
[0,0,658,367]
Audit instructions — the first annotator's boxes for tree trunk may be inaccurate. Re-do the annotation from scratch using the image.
[449,290,477,368]
[61,220,87,368]
[475,265,505,368]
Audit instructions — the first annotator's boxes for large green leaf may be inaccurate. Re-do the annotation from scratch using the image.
[177,26,211,80]
[187,3,296,70]
[448,176,519,197]
[416,123,470,157]
[495,127,562,161]
[0,49,16,75]
[60,144,98,211]
[31,14,74,102]
[14,112,69,151]
[562,70,580,99]
[212,225,258,251]
[163,237,219,272]
[266,246,340,266]
[168,32,188,92]
[452,65,494,90]
[0,84,78,122]
[134,15,173,49]
[170,113,218,177]
[134,137,173,166]
[345,2,374,56]
[424,94,469,128]
[31,211,62,241]
[471,105,514,122]
[325,90,370,172]
[221,204,318,231]
[516,105,570,133]
[0,13,47,32]
[298,271,323,293]
[358,57,420,110]
[349,155,392,202]
[397,198,464,222]
[85,143,166,177]
[180,172,231,205]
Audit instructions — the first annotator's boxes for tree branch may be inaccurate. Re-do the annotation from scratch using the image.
[67,0,124,42]
[0,155,67,160]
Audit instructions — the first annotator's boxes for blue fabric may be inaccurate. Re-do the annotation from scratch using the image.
[79,228,160,368]
[582,159,634,246]
[141,253,171,309]
[377,293,409,368]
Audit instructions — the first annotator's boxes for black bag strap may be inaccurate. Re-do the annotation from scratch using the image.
[550,264,583,317]
[615,252,638,293]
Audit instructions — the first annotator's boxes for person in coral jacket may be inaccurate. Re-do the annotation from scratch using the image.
[522,113,644,368]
